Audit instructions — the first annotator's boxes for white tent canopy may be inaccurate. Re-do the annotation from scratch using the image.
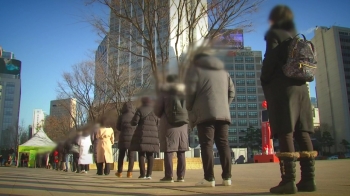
[20,130,56,147]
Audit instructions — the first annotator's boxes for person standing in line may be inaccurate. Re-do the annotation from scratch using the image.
[130,97,159,180]
[45,153,50,169]
[91,123,100,174]
[154,75,189,183]
[53,150,59,170]
[96,116,114,176]
[78,127,93,174]
[261,5,316,194]
[184,48,235,187]
[115,102,136,178]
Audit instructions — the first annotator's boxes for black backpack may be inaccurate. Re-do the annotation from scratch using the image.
[164,94,189,126]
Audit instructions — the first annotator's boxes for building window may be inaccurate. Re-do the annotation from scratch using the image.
[230,111,236,117]
[246,72,255,78]
[236,95,246,102]
[235,72,245,78]
[238,128,246,134]
[237,103,246,109]
[249,119,259,126]
[229,71,234,78]
[248,103,258,109]
[248,111,258,118]
[231,119,237,126]
[247,95,257,102]
[246,80,256,86]
[235,64,244,70]
[235,57,244,63]
[225,64,234,70]
[247,87,256,94]
[236,87,246,94]
[245,64,255,70]
[235,79,245,86]
[229,128,237,134]
[230,103,236,109]
[228,136,238,143]
[238,120,247,126]
[245,57,254,63]
[237,111,247,118]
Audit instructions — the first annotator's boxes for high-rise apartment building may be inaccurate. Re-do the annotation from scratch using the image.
[32,109,45,135]
[50,98,77,128]
[190,46,264,147]
[312,26,350,151]
[0,48,21,148]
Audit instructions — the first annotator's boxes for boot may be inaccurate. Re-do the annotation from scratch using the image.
[270,152,299,194]
[297,151,317,192]
[127,172,132,178]
[115,172,122,178]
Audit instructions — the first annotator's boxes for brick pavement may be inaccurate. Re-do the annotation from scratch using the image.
[0,159,349,196]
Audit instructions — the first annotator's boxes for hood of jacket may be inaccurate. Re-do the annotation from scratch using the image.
[122,102,135,114]
[159,83,185,96]
[195,55,225,70]
[141,97,153,107]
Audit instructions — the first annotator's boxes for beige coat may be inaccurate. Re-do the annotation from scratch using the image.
[96,127,114,163]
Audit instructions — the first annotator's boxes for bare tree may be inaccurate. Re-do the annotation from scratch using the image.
[57,61,113,125]
[87,0,263,83]
[95,53,151,116]
[18,120,29,145]
[43,116,72,141]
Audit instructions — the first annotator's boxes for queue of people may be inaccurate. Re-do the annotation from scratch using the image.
[13,5,316,194]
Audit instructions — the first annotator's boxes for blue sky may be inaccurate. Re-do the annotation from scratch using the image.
[1,0,350,127]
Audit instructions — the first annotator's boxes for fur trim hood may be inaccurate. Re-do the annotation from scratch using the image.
[159,83,186,96]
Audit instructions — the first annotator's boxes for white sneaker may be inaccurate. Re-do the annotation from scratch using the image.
[222,179,232,186]
[146,176,152,180]
[80,170,86,174]
[195,179,215,187]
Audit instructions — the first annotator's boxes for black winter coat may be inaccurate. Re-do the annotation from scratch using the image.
[130,100,159,153]
[117,102,136,149]
[261,20,313,137]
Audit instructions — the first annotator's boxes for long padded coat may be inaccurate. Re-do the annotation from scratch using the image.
[117,102,136,149]
[154,83,189,153]
[130,101,160,153]
[95,127,114,163]
[260,20,313,137]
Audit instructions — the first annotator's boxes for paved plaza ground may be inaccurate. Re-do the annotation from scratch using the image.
[0,159,349,196]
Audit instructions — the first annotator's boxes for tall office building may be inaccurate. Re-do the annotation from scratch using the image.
[105,0,208,82]
[189,45,264,147]
[50,98,77,128]
[32,109,45,135]
[95,36,109,101]
[0,48,21,148]
[312,26,350,151]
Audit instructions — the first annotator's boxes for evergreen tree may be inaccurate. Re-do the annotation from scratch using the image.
[321,131,335,153]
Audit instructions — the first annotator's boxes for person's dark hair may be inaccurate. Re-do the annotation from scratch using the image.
[269,5,293,24]
[166,75,178,83]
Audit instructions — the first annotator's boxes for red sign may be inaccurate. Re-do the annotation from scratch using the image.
[227,51,237,56]
[262,101,267,109]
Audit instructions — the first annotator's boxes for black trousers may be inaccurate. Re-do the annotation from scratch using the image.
[164,151,186,178]
[80,164,89,171]
[97,162,110,175]
[197,121,232,181]
[278,131,313,152]
[118,148,135,173]
[138,151,154,177]
[73,153,79,172]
